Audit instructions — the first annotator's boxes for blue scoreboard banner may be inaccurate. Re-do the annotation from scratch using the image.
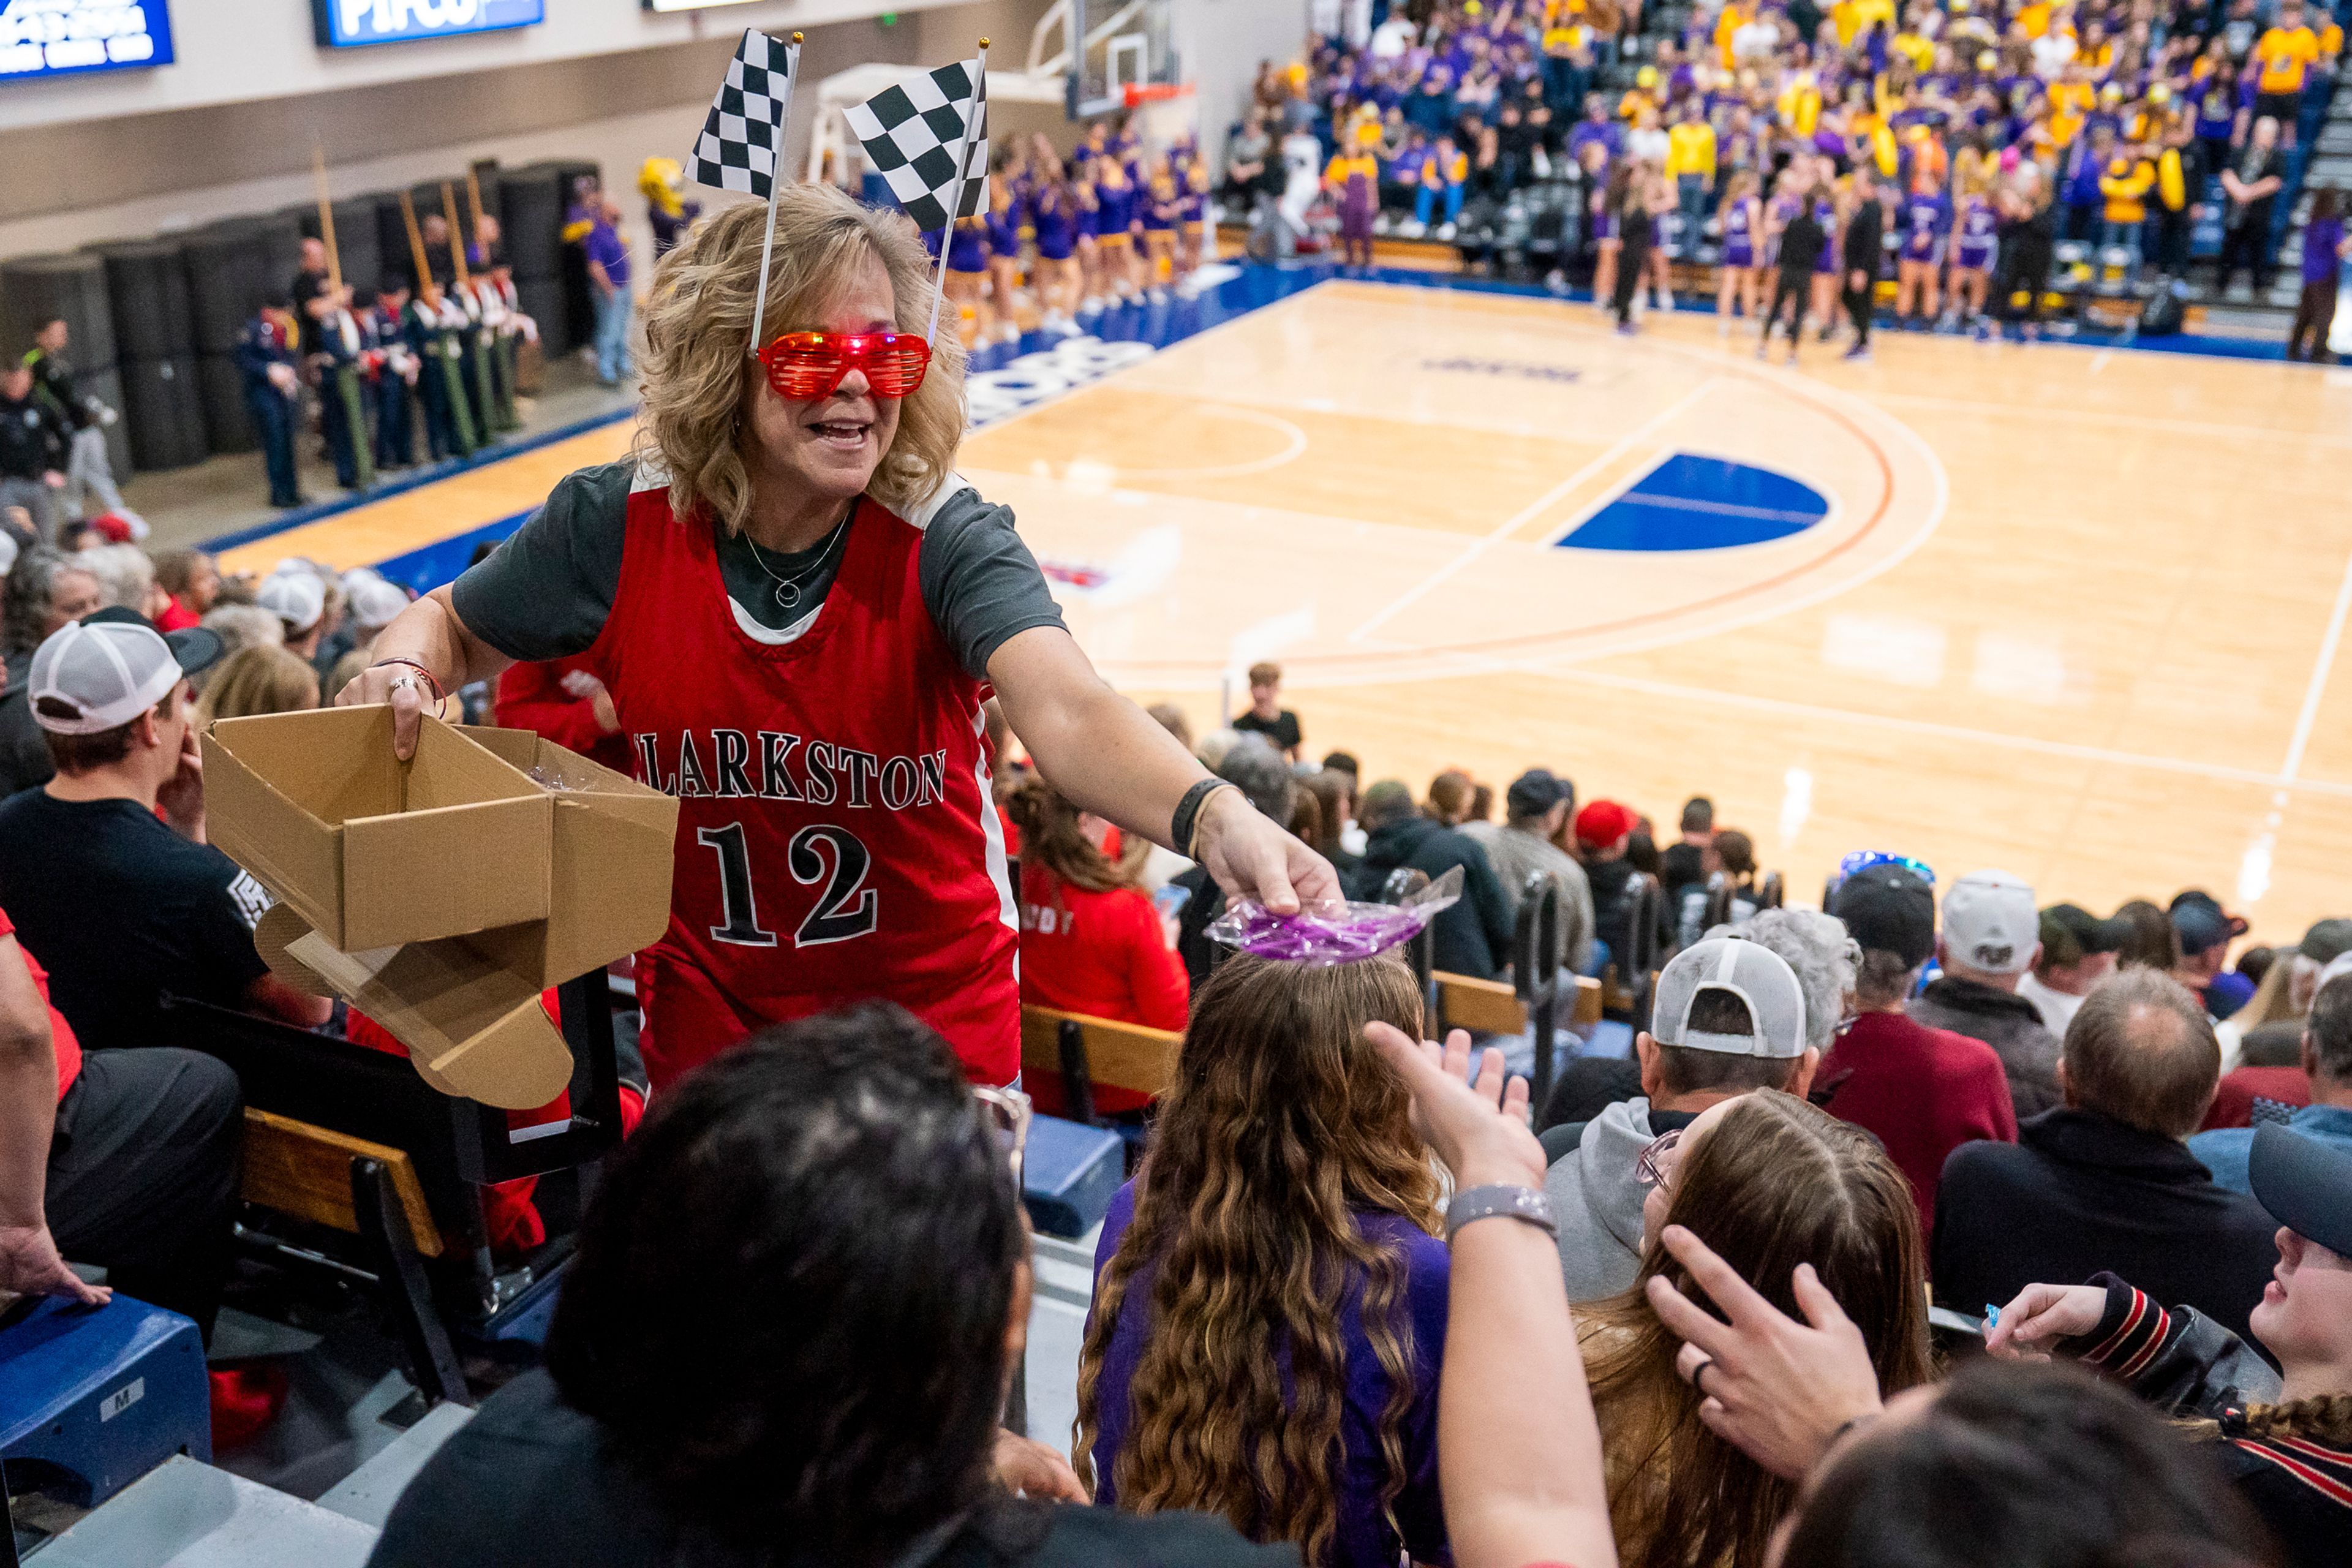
[1,0,175,82]
[312,0,546,49]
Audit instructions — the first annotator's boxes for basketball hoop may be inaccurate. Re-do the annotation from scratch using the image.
[1122,80,1194,107]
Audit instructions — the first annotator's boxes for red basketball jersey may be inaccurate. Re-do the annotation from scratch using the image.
[589,470,1020,1088]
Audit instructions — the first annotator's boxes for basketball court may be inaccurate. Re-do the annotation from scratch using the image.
[216,271,2352,943]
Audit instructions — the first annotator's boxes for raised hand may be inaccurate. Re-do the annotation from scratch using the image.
[1363,1021,1544,1190]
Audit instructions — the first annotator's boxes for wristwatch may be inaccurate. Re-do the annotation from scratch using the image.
[1445,1183,1558,1241]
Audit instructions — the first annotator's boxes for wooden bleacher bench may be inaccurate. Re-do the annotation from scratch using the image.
[235,1104,466,1406]
[1434,971,1605,1035]
[161,970,623,1406]
[1019,1004,1182,1129]
[241,1109,443,1259]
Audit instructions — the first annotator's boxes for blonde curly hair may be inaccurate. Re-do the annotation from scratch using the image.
[633,185,967,533]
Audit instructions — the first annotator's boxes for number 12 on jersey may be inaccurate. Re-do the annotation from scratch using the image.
[697,822,879,949]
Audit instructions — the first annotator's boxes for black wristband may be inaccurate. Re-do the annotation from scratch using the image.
[1171,778,1235,859]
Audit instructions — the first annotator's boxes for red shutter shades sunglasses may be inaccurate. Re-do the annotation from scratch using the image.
[755,331,932,401]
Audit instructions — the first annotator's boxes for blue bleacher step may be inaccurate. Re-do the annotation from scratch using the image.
[1,1295,211,1510]
[1022,1114,1126,1240]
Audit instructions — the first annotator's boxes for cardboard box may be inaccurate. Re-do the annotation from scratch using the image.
[209,710,679,1109]
[205,706,553,952]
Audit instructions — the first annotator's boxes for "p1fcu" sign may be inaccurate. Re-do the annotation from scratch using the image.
[311,0,546,49]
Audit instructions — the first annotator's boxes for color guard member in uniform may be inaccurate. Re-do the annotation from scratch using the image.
[233,293,304,510]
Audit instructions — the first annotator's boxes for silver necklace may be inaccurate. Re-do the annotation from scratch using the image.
[745,510,851,610]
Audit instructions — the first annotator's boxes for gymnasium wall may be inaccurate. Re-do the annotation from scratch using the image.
[0,1,1065,266]
[0,0,971,133]
[1175,0,1309,164]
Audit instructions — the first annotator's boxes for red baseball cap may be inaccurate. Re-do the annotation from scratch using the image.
[1574,799,1636,848]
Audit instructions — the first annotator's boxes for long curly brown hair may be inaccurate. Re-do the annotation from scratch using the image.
[1072,954,1440,1566]
[1581,1090,1934,1568]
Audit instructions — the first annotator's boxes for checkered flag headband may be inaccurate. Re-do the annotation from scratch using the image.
[686,29,800,199]
[846,56,990,235]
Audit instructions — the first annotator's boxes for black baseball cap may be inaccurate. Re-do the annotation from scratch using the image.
[1831,862,1936,968]
[2041,902,2130,965]
[2171,901,2236,959]
[81,605,222,678]
[2297,918,2352,965]
[1506,768,1567,820]
[2250,1122,2352,1257]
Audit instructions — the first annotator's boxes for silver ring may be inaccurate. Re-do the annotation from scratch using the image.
[388,676,416,695]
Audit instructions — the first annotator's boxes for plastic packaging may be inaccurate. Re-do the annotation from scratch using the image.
[1205,866,1462,965]
[526,763,598,793]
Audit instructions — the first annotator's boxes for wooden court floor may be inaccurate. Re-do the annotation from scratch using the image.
[230,278,2352,947]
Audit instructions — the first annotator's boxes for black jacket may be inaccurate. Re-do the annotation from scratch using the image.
[0,389,70,482]
[1932,1108,2278,1344]
[1346,816,1514,981]
[368,1368,1295,1568]
[23,347,91,432]
[0,650,53,799]
[2062,1273,2346,1568]
[1776,211,1827,277]
[1908,976,2064,1120]
[1842,198,1884,280]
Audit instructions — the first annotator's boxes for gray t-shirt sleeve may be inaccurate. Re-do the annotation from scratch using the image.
[448,460,633,663]
[918,486,1068,680]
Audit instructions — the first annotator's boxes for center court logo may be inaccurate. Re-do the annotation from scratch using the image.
[967,336,1155,428]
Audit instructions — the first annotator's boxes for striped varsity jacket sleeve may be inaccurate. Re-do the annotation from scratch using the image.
[2059,1273,2285,1416]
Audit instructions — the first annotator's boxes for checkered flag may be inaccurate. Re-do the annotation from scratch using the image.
[685,29,799,198]
[845,58,989,232]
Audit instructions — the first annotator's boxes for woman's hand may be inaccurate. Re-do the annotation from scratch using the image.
[559,669,621,736]
[1642,1224,1882,1481]
[0,1223,110,1308]
[1983,1282,2106,1360]
[992,1430,1089,1502]
[1194,785,1341,917]
[1363,1022,1544,1191]
[336,660,439,761]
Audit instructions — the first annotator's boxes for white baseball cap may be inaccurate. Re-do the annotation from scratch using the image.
[1943,869,2039,975]
[256,571,326,635]
[349,578,410,631]
[1651,935,1809,1059]
[29,619,189,734]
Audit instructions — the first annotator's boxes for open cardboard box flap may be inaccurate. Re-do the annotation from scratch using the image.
[459,726,678,986]
[256,904,573,1109]
[218,713,681,1107]
[204,707,552,951]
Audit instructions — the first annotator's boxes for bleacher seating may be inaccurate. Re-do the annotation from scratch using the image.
[156,968,624,1406]
[1,1293,211,1518]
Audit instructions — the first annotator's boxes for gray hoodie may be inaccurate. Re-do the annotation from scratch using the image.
[1543,1096,1659,1303]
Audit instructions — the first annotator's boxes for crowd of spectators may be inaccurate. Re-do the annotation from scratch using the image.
[965,665,2350,1567]
[1244,0,2349,348]
[5,599,2350,1566]
[0,532,652,1356]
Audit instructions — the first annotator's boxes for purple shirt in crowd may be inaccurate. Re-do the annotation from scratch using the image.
[1085,1180,1452,1568]
[584,220,631,288]
[2304,214,2344,286]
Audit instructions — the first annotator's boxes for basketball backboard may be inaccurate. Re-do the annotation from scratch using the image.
[1065,0,1182,118]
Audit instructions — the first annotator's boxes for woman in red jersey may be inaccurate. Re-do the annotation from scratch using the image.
[342,186,1332,1093]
